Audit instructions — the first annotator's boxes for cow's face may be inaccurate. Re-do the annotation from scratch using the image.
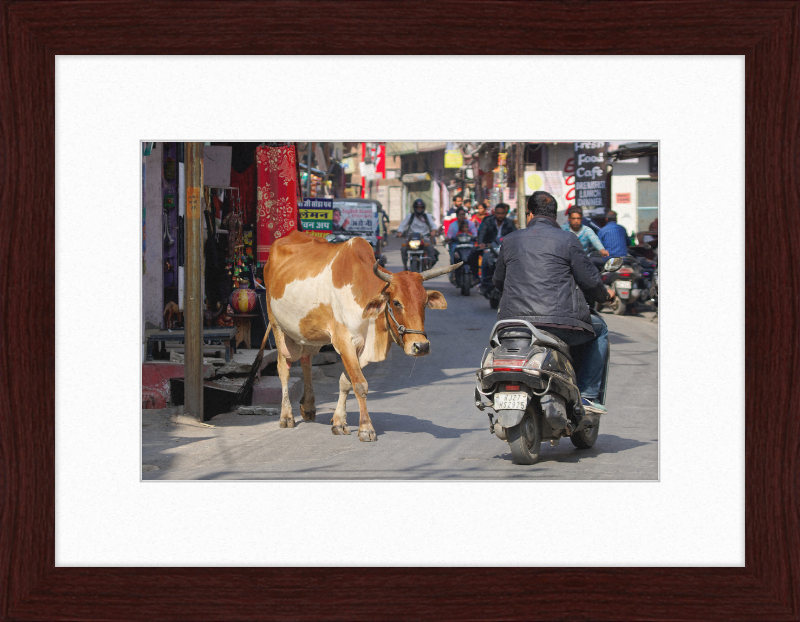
[363,272,448,356]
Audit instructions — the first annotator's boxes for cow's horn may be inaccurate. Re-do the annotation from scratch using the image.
[373,262,393,283]
[420,262,463,281]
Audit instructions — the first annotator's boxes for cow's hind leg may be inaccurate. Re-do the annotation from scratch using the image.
[299,354,316,421]
[271,325,295,428]
[331,372,352,435]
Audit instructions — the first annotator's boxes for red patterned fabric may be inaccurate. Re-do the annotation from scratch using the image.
[255,145,298,262]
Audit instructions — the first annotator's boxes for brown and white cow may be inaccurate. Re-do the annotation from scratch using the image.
[264,230,460,441]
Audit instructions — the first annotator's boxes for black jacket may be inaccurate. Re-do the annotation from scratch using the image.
[478,216,517,245]
[493,216,610,333]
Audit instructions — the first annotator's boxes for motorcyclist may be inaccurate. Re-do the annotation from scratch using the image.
[468,202,517,296]
[493,191,616,414]
[396,198,440,271]
[445,208,478,264]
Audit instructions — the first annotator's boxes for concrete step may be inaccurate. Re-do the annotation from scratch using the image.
[252,376,302,405]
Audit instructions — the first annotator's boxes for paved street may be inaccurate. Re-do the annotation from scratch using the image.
[143,239,658,481]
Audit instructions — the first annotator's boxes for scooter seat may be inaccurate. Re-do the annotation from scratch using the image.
[496,326,571,357]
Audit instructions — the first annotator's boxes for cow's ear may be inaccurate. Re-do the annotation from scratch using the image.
[425,290,447,309]
[362,293,388,319]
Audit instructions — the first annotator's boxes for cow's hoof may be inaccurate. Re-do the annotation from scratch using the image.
[300,406,316,421]
[331,424,351,435]
[358,428,377,442]
[279,417,295,428]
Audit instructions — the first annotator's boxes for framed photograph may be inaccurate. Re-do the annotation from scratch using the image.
[2,1,797,620]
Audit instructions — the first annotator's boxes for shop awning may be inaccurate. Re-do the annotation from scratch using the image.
[401,172,432,183]
[387,142,448,156]
[608,142,658,161]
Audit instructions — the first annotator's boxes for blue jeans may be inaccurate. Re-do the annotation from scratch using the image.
[541,313,609,400]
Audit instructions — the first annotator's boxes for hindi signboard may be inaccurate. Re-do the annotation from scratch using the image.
[331,200,378,245]
[299,198,333,239]
[573,142,610,216]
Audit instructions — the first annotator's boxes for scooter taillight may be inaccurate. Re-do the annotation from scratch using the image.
[491,358,525,371]
[618,269,634,277]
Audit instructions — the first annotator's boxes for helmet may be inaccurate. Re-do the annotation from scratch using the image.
[412,199,426,210]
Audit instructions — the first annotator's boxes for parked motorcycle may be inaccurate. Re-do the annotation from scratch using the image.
[591,251,655,316]
[474,257,623,465]
[404,231,434,273]
[481,239,504,309]
[449,234,478,296]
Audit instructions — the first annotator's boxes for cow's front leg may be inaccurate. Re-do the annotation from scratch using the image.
[271,326,295,428]
[332,332,376,442]
[331,372,351,435]
[299,354,316,421]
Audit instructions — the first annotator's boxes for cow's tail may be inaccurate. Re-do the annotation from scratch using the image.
[236,321,272,404]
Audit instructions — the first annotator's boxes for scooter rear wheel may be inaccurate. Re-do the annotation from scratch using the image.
[507,409,542,465]
[571,420,600,449]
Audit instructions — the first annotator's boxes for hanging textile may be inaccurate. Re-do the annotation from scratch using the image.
[230,164,256,224]
[255,145,298,262]
[431,180,441,228]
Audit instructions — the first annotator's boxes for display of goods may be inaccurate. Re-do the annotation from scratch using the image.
[229,288,256,313]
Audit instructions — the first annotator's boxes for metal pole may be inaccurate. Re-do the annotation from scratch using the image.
[184,142,204,421]
[516,142,526,229]
[306,142,313,199]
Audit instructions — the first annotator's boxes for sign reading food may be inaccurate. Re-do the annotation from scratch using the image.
[573,142,610,216]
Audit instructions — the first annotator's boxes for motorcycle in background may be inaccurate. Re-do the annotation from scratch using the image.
[449,234,478,296]
[481,239,504,309]
[475,257,623,464]
[591,251,656,316]
[404,231,434,273]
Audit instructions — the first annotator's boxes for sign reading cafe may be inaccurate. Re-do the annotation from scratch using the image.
[573,142,610,215]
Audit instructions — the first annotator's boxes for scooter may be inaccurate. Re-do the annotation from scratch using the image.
[480,239,504,309]
[449,234,478,296]
[474,257,623,465]
[591,252,655,316]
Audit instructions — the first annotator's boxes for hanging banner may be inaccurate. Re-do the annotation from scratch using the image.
[255,145,298,262]
[444,150,464,168]
[332,201,378,244]
[299,198,333,239]
[573,141,610,216]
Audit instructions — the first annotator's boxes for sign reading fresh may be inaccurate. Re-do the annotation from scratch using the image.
[573,142,610,216]
[299,198,333,239]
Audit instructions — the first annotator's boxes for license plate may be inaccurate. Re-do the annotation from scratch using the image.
[494,392,529,410]
[616,281,632,289]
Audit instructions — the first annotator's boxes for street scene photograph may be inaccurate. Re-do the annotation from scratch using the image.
[141,141,659,480]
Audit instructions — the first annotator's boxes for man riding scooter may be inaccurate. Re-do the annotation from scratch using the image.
[396,198,440,271]
[493,191,616,414]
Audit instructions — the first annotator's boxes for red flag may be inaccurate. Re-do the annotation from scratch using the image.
[255,145,298,262]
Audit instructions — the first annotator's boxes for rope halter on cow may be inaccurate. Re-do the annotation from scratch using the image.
[372,261,462,345]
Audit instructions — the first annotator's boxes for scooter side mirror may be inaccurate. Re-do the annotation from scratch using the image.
[604,257,624,272]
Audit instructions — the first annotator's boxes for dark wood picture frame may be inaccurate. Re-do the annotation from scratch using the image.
[1,1,798,620]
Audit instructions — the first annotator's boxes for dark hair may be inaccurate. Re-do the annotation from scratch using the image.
[527,191,558,218]
[332,207,341,215]
[454,193,463,200]
[494,202,509,213]
[606,210,618,221]
[566,206,583,218]
[463,198,472,204]
[456,208,467,216]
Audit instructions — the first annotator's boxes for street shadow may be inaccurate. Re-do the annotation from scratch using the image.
[290,410,477,440]
[494,433,653,465]
[608,331,634,345]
